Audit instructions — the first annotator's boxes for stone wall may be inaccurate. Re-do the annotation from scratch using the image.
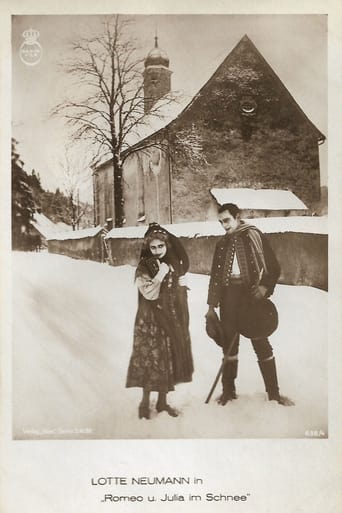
[107,232,327,291]
[48,234,104,262]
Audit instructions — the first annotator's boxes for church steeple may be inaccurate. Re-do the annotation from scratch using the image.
[144,36,172,113]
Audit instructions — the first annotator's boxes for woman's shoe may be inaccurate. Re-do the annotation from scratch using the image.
[156,403,179,417]
[138,403,150,419]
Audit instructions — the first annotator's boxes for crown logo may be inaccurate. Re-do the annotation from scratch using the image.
[22,28,40,43]
[20,27,42,66]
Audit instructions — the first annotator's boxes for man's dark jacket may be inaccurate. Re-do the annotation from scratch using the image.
[207,227,281,308]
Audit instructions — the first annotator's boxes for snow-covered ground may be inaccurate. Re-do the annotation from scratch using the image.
[12,251,327,440]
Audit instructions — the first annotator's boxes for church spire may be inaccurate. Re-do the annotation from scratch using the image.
[144,35,172,113]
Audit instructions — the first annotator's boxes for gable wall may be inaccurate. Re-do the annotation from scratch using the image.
[168,38,321,223]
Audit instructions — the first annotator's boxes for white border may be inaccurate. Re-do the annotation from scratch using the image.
[1,2,341,513]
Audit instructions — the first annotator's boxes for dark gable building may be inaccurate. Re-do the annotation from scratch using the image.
[93,34,325,227]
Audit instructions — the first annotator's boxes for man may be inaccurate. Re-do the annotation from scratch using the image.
[206,203,293,406]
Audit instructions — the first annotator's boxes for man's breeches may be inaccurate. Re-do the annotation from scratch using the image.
[219,284,274,360]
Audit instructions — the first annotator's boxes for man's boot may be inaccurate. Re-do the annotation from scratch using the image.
[258,357,294,406]
[218,359,238,405]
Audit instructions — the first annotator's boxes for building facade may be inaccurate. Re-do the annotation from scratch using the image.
[93,35,325,227]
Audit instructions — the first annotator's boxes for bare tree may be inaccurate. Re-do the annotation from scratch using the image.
[52,15,175,228]
[58,144,92,230]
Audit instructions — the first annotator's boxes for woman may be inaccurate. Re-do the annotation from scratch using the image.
[126,223,194,419]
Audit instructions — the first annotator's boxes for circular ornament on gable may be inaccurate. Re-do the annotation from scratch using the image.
[239,96,257,117]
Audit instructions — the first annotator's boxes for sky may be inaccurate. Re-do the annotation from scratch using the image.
[12,14,327,201]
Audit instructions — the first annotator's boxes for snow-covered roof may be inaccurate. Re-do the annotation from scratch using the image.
[95,92,190,170]
[31,213,72,238]
[106,216,327,240]
[47,226,104,241]
[124,93,190,149]
[210,188,308,210]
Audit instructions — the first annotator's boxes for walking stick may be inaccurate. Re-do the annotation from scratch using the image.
[205,331,239,404]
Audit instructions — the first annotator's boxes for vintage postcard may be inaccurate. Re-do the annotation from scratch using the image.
[1,1,341,512]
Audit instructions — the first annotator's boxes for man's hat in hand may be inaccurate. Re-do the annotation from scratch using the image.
[205,309,224,347]
[237,298,278,339]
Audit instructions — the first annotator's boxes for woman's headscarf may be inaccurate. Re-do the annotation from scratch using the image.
[139,222,189,276]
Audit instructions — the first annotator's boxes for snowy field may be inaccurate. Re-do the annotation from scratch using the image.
[12,251,327,440]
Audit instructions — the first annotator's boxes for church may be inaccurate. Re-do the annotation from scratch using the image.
[93,34,325,227]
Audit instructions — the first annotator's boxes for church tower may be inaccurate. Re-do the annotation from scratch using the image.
[144,36,172,113]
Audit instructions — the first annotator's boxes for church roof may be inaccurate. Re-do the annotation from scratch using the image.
[95,34,325,171]
[130,34,325,146]
[238,36,325,143]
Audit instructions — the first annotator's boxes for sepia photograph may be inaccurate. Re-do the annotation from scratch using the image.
[11,13,328,440]
[1,3,341,513]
